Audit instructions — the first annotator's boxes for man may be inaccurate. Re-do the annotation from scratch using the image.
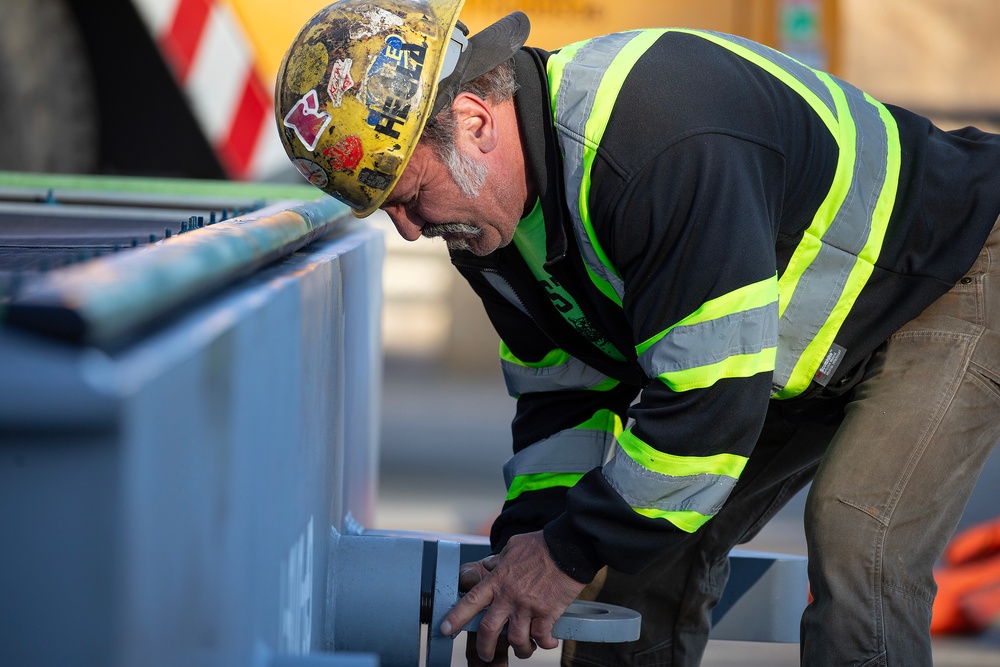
[275,1,1000,665]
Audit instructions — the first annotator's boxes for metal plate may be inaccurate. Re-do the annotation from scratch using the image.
[461,600,641,643]
[426,540,462,667]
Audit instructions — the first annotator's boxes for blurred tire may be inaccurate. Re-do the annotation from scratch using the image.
[0,0,98,173]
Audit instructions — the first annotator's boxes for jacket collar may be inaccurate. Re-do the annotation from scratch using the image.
[513,48,568,265]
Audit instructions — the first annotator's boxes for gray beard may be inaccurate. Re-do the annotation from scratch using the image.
[421,222,482,251]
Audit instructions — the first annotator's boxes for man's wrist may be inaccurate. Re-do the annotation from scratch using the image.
[543,516,603,584]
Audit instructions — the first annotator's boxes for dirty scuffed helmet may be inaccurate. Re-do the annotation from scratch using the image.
[275,0,529,216]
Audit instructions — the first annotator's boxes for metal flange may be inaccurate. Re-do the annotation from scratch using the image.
[425,540,641,665]
[426,540,462,666]
[460,600,641,643]
[330,527,642,666]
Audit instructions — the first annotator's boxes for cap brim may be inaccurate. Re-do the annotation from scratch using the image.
[432,11,530,115]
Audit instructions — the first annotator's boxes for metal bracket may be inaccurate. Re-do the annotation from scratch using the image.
[327,526,641,666]
[710,549,808,643]
[424,540,640,665]
[326,525,808,665]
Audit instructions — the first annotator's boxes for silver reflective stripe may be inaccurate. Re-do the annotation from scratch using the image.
[695,31,837,119]
[689,31,891,392]
[483,271,529,316]
[501,356,613,396]
[503,428,614,489]
[775,82,889,388]
[603,443,737,516]
[638,302,778,377]
[554,32,636,303]
[549,28,895,395]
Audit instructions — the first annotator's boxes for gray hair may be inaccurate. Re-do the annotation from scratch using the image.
[421,59,519,196]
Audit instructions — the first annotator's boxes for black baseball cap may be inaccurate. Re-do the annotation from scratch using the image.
[432,11,530,115]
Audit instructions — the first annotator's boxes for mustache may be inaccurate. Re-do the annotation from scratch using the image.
[420,223,481,239]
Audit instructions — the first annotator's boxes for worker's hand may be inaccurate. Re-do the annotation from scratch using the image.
[442,531,587,664]
[464,632,511,667]
[460,556,512,667]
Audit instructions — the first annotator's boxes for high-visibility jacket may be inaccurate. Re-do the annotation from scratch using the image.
[450,30,1000,582]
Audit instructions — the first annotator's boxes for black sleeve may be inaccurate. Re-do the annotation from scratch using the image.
[544,133,786,581]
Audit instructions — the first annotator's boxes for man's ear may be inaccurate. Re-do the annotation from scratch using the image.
[451,92,499,153]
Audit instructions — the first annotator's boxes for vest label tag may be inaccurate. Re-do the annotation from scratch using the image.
[814,343,847,387]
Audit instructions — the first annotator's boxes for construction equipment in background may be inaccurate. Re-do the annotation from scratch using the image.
[932,517,1000,636]
[0,0,837,184]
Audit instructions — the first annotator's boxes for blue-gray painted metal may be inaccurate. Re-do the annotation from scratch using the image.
[327,529,423,667]
[356,527,806,645]
[263,645,380,667]
[0,219,384,666]
[427,540,462,667]
[6,197,352,348]
[460,600,641,643]
[710,549,809,643]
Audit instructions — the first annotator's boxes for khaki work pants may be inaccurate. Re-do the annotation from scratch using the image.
[564,216,1000,667]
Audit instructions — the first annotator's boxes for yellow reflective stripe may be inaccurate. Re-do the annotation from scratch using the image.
[499,342,621,393]
[617,428,748,478]
[506,410,623,501]
[633,507,713,533]
[499,340,570,368]
[776,71,857,319]
[578,29,667,306]
[672,29,838,134]
[636,276,778,356]
[657,347,776,392]
[506,472,584,501]
[577,409,624,437]
[546,39,589,118]
[776,97,901,398]
[589,377,622,391]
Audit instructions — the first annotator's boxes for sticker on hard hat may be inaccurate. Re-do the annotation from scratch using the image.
[291,158,330,188]
[349,7,405,40]
[323,136,364,173]
[283,90,332,152]
[358,168,393,190]
[327,59,355,108]
[274,0,468,216]
[364,36,427,139]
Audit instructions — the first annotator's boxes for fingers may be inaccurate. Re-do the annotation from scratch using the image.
[473,603,510,663]
[531,616,559,650]
[442,574,494,637]
[504,609,538,660]
[466,632,510,667]
[459,554,500,592]
[448,533,586,663]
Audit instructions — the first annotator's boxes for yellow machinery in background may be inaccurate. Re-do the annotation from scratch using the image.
[0,0,837,183]
[238,0,838,94]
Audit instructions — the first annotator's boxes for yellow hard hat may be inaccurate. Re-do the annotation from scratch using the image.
[274,0,529,217]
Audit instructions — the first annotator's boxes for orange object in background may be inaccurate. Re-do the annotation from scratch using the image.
[931,517,1000,635]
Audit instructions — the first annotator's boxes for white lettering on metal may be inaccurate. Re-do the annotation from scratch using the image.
[279,516,314,654]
